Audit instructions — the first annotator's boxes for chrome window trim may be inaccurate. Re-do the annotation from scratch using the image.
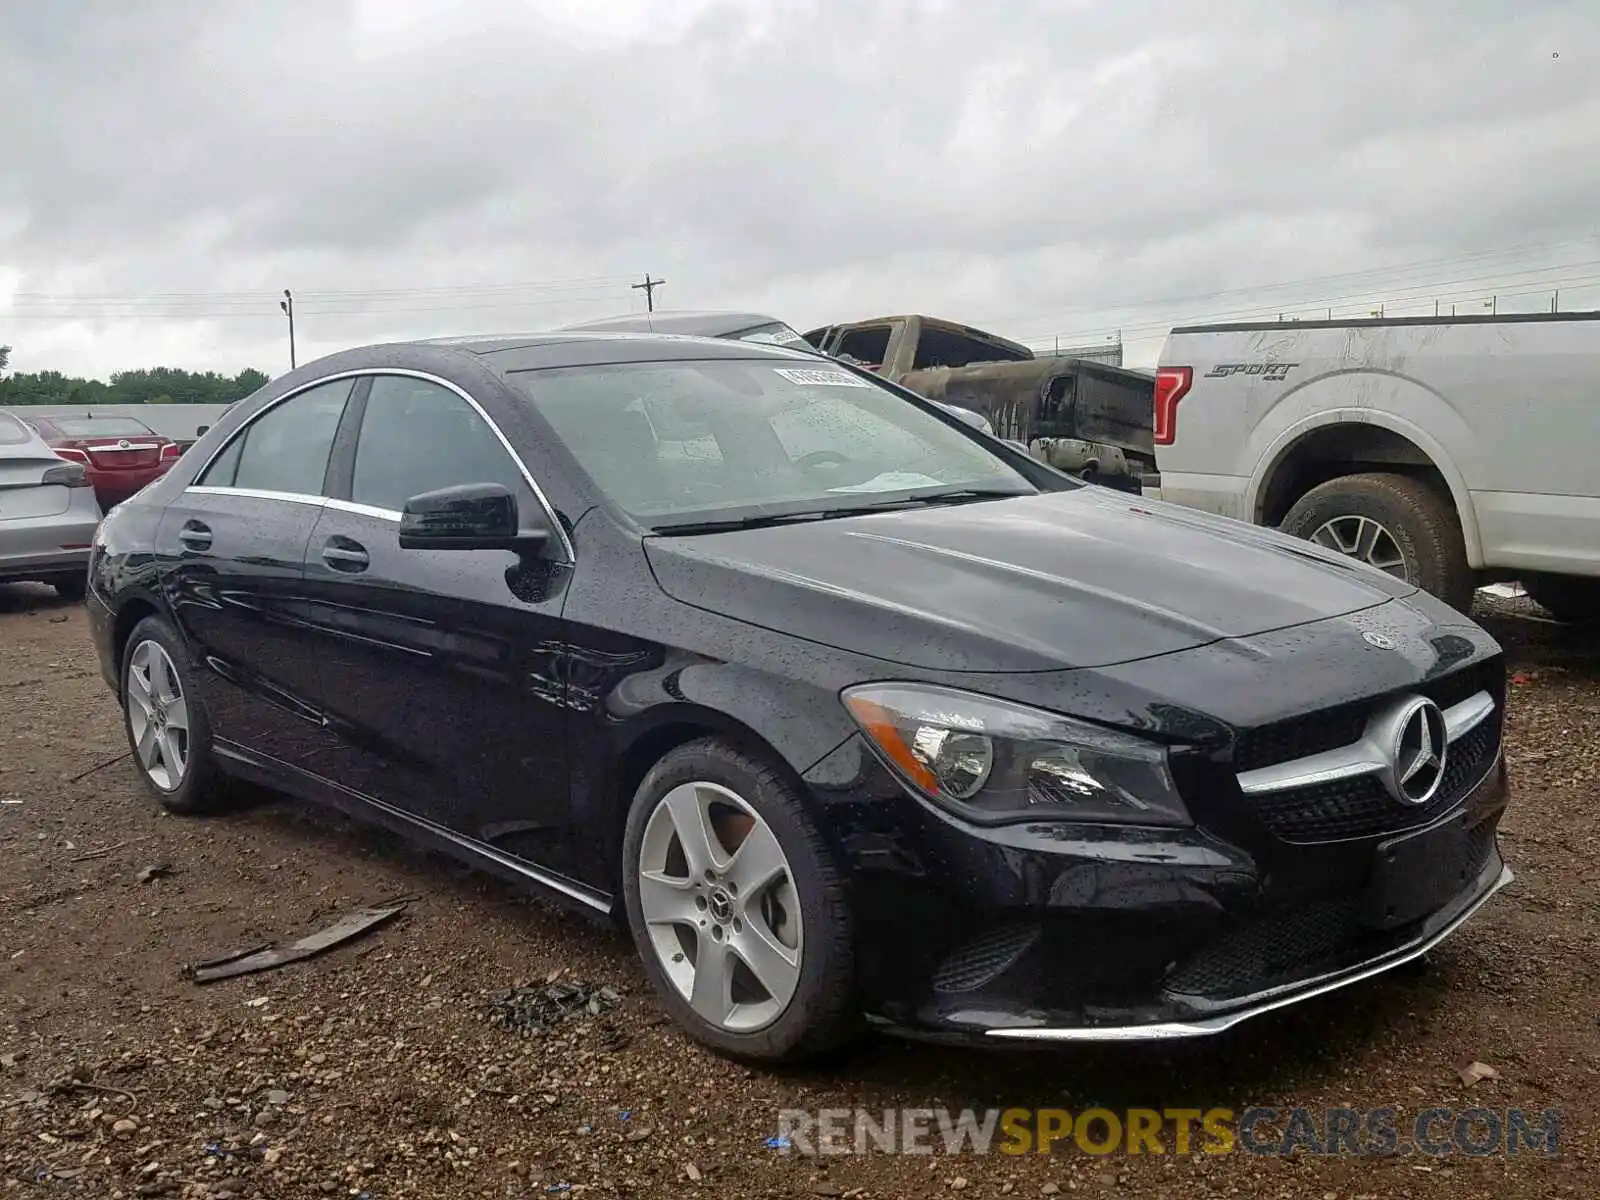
[186,366,575,562]
[186,485,326,510]
[325,497,399,523]
[1235,689,1496,796]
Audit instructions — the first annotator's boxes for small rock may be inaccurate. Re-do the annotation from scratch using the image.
[684,1162,702,1182]
[813,1186,843,1198]
[1043,1187,1060,1196]
[264,1090,290,1106]
[262,1148,282,1166]
[253,1109,276,1128]
[113,1118,140,1136]
[952,1180,969,1192]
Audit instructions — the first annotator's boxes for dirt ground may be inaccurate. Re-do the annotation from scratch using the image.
[1,585,1596,1199]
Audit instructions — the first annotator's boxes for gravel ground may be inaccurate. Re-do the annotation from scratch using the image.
[1,585,1596,1199]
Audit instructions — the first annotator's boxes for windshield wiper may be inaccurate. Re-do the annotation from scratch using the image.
[650,489,1032,536]
[650,510,849,536]
[843,487,1033,511]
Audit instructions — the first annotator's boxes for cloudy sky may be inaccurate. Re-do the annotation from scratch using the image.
[2,0,1595,379]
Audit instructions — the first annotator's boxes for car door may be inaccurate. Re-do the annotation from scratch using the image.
[295,372,581,879]
[157,376,359,760]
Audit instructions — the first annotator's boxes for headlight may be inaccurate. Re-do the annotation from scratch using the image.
[841,683,1190,826]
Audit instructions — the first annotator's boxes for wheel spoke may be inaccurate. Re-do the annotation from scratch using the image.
[662,785,724,878]
[638,869,699,926]
[149,648,177,703]
[688,935,733,1025]
[164,695,189,733]
[135,719,160,769]
[730,919,801,1005]
[1353,517,1382,562]
[161,729,186,780]
[727,820,788,898]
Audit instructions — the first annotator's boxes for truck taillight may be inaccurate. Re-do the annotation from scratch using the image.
[1153,367,1192,446]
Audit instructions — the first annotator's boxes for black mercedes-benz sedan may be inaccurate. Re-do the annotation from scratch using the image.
[85,331,1511,1063]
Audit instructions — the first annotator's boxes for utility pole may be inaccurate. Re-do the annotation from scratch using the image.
[1553,289,1560,312]
[279,289,296,370]
[632,274,666,313]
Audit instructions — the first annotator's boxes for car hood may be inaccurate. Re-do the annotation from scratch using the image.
[644,487,1417,673]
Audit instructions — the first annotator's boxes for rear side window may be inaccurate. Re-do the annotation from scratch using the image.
[350,376,527,513]
[0,412,32,446]
[198,379,353,494]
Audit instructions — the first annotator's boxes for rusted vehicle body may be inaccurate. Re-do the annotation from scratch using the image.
[805,314,1156,492]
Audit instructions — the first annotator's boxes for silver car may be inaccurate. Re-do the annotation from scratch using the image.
[0,409,102,599]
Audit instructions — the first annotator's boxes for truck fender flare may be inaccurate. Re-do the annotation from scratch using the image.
[1245,408,1482,567]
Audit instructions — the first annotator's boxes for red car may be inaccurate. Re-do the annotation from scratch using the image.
[24,415,182,510]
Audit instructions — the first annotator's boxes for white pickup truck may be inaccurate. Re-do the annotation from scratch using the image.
[1147,312,1600,619]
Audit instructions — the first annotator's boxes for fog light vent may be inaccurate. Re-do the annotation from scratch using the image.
[931,923,1040,993]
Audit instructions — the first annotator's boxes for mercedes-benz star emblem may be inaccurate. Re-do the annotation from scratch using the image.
[1362,630,1396,650]
[1382,697,1448,805]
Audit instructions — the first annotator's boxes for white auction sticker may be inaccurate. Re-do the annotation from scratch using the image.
[773,367,872,388]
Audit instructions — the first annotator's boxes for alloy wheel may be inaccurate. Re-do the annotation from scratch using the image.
[636,781,804,1033]
[1309,514,1410,580]
[126,640,189,791]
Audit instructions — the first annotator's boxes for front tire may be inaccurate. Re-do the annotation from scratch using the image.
[621,738,857,1064]
[120,615,224,814]
[1280,472,1475,612]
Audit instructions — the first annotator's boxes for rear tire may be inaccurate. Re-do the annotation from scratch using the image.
[1521,573,1600,624]
[120,615,226,815]
[1280,472,1475,612]
[50,573,87,602]
[621,738,857,1065]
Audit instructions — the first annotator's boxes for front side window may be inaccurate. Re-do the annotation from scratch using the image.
[351,375,527,513]
[510,358,1039,530]
[198,378,352,493]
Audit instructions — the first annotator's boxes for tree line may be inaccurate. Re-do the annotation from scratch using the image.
[0,346,270,408]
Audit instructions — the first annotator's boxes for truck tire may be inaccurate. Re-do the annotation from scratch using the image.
[1521,574,1600,624]
[1280,472,1475,612]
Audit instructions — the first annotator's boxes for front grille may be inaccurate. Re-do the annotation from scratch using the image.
[1232,661,1499,774]
[1166,823,1496,999]
[1253,719,1499,843]
[931,923,1040,993]
[1165,897,1362,997]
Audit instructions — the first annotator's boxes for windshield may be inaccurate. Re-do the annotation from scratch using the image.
[509,358,1038,530]
[49,416,156,438]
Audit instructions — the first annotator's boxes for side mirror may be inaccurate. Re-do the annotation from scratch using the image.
[398,483,550,557]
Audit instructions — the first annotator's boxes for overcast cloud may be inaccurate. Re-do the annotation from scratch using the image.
[2,0,1596,378]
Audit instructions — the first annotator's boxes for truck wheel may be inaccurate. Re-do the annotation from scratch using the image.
[1521,574,1600,624]
[1280,472,1474,612]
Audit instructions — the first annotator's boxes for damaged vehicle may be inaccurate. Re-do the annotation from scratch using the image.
[86,331,1510,1064]
[563,309,1004,436]
[807,314,1157,493]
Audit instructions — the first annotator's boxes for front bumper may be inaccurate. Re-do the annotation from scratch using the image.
[985,858,1510,1043]
[804,732,1511,1046]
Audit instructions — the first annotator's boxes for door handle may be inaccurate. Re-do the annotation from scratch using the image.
[320,541,369,572]
[177,521,212,551]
